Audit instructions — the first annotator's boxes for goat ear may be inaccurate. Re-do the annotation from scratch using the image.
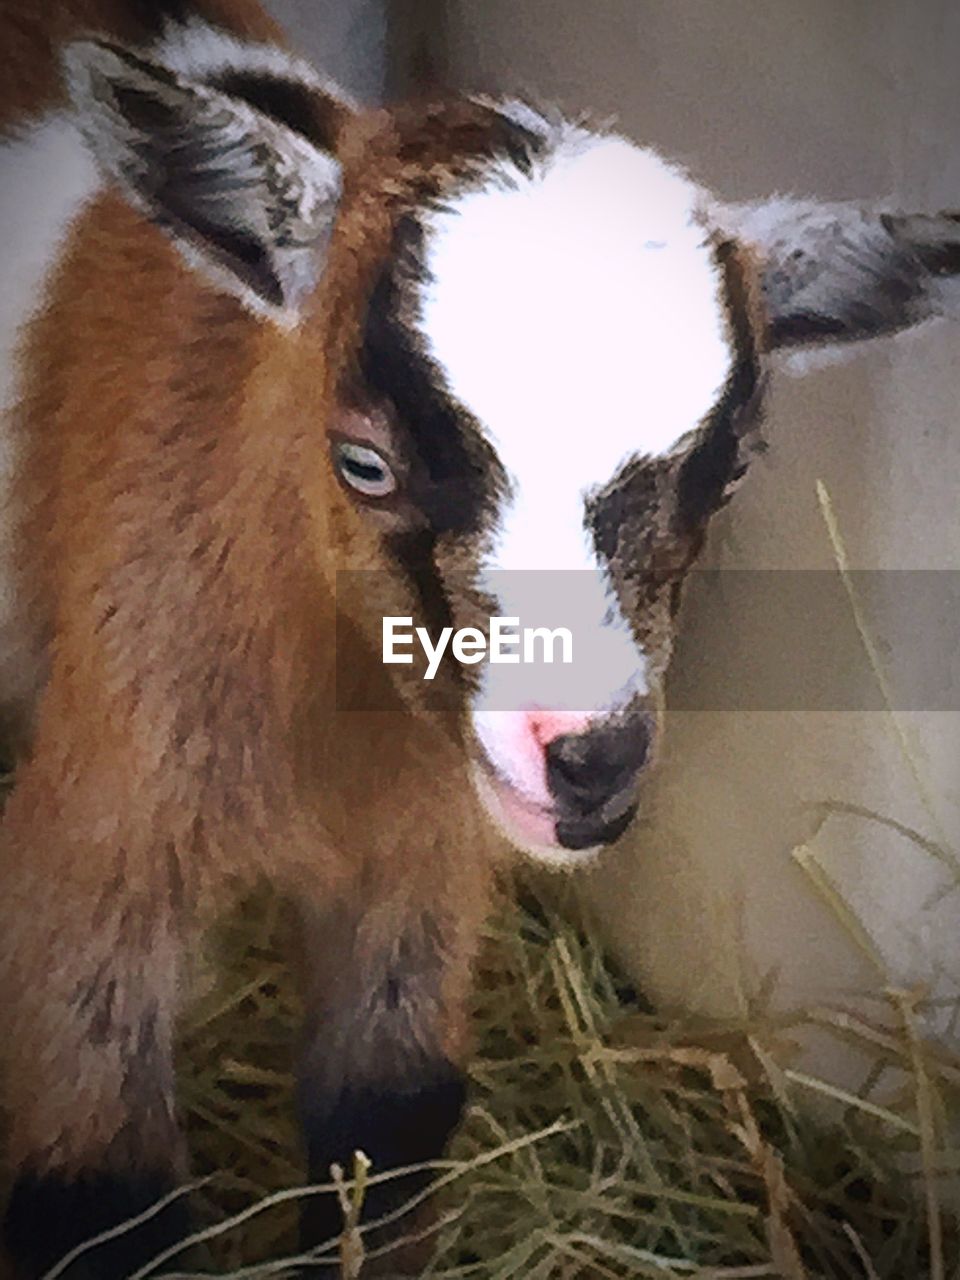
[63,39,343,324]
[718,198,960,353]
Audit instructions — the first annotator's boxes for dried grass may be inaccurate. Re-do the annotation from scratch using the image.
[63,876,949,1279]
[19,484,960,1276]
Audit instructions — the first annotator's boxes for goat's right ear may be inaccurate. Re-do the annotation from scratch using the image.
[63,39,344,325]
[718,197,960,355]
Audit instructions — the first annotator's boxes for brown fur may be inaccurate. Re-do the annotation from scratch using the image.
[0,0,282,133]
[0,5,773,1273]
[2,182,500,1097]
[0,3,509,1274]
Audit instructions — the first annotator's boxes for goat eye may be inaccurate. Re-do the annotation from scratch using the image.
[334,442,396,498]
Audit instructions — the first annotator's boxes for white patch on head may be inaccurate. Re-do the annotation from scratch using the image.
[420,125,732,572]
[0,115,100,706]
[418,120,733,719]
[154,18,354,107]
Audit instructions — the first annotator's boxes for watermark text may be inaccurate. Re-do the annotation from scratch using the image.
[383,616,574,680]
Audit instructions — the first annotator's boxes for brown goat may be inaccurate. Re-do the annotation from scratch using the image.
[0,5,504,1274]
[4,1,960,1275]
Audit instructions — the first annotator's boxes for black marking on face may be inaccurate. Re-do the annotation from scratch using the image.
[384,527,465,700]
[337,100,558,548]
[587,457,665,568]
[584,449,699,633]
[676,240,765,533]
[3,1168,190,1279]
[299,1066,467,1254]
[675,353,759,531]
[210,71,343,153]
[583,239,764,650]
[357,217,506,538]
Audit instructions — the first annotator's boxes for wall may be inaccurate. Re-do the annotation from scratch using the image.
[262,0,386,101]
[424,0,960,1089]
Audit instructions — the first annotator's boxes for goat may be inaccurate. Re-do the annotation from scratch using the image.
[2,1,960,1274]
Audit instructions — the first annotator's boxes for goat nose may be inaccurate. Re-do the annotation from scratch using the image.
[545,715,651,816]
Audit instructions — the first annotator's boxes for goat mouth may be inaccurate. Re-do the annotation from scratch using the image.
[471,752,559,849]
[555,803,638,850]
[471,745,641,860]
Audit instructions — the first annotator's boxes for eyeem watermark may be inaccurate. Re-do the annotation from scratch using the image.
[383,616,574,680]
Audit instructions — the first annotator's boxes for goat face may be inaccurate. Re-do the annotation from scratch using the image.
[331,104,960,866]
[316,109,772,866]
[66,37,960,866]
[422,133,762,863]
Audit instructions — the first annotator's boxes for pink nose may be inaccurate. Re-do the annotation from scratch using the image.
[526,709,593,749]
[482,708,593,808]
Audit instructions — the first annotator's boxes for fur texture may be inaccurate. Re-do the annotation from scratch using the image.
[3,2,960,1275]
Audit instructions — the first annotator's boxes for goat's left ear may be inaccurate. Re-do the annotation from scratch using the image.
[718,198,960,352]
[63,39,344,324]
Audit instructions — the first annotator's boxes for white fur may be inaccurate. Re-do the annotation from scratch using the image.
[0,116,100,707]
[471,765,605,870]
[419,126,733,722]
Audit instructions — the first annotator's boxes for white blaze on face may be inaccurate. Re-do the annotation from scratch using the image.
[417,127,733,821]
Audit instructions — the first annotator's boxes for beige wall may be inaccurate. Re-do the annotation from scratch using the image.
[429,1,960,1087]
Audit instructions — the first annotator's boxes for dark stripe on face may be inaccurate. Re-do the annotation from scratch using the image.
[358,216,506,538]
[587,456,665,568]
[584,239,765,605]
[211,71,346,152]
[333,99,553,541]
[675,238,766,532]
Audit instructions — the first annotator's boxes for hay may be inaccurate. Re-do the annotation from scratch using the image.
[106,877,957,1280]
[152,479,959,1278]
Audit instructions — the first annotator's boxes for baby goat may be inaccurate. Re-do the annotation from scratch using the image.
[2,0,960,1274]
